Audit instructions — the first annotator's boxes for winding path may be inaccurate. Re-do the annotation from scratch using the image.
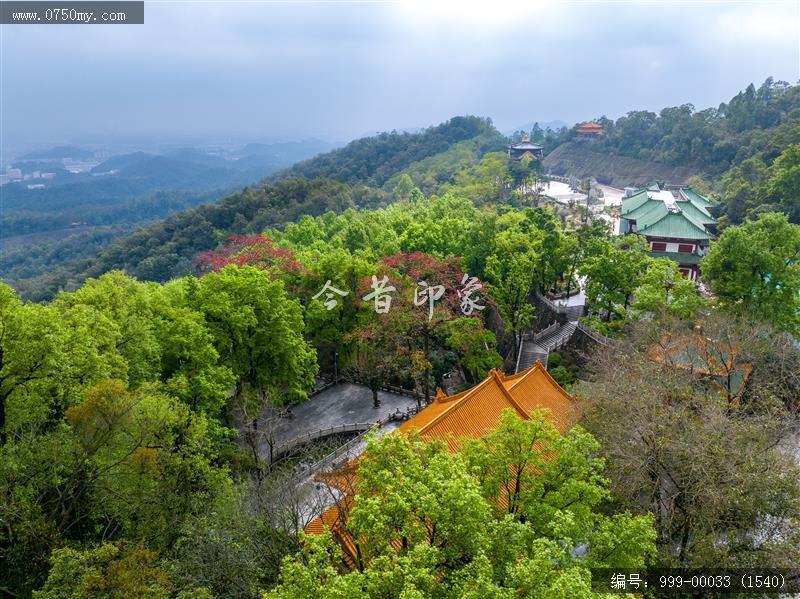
[264,382,417,456]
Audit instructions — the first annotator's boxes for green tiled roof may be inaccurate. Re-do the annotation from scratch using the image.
[634,202,669,229]
[621,184,716,241]
[649,251,702,265]
[620,190,652,215]
[638,211,712,240]
[680,187,717,208]
[625,198,664,221]
[676,199,715,224]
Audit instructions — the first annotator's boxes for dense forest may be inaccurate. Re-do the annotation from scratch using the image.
[9,117,506,300]
[3,166,799,595]
[276,116,504,187]
[534,78,800,174]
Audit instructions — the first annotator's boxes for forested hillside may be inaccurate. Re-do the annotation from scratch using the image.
[12,178,377,299]
[276,116,503,186]
[528,78,800,226]
[3,141,336,237]
[7,81,800,300]
[4,97,800,597]
[0,140,336,297]
[538,78,800,174]
[12,117,505,300]
[7,0,800,592]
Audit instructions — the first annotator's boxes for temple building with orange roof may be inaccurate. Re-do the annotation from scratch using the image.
[575,121,604,140]
[648,328,752,405]
[304,361,577,566]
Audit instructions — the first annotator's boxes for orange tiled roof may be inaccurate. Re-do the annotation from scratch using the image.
[648,331,752,403]
[305,362,576,545]
[576,121,603,132]
[397,364,574,448]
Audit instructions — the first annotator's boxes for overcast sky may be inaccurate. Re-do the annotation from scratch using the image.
[2,0,799,149]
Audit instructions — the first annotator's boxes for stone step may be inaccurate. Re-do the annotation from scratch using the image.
[534,322,576,352]
[516,341,548,372]
[517,321,580,374]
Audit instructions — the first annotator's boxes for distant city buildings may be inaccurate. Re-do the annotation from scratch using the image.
[0,167,59,187]
[0,148,103,186]
[0,167,23,186]
[62,158,100,173]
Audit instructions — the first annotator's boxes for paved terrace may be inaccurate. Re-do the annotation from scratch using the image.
[270,382,418,449]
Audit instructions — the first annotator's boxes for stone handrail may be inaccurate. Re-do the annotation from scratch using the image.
[272,422,376,460]
[274,422,381,494]
[515,335,524,375]
[576,320,614,347]
[274,404,424,490]
[535,292,585,322]
[308,380,336,398]
[536,292,568,315]
[547,174,572,184]
[548,324,574,351]
[533,322,558,342]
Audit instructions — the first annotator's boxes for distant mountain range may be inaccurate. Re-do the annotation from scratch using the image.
[0,139,340,297]
[3,139,339,233]
[4,116,502,300]
[6,79,800,301]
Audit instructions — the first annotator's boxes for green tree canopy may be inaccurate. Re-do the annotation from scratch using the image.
[630,257,706,320]
[266,412,655,598]
[701,212,800,332]
[191,265,318,406]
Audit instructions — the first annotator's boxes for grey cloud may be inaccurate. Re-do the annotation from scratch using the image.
[2,1,797,148]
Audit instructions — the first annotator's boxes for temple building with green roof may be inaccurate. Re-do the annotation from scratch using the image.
[619,184,717,280]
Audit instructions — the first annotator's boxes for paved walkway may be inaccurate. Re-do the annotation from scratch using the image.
[278,420,405,529]
[270,382,418,448]
[554,276,587,308]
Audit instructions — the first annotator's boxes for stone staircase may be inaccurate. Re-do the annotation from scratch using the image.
[517,339,549,371]
[515,321,578,373]
[542,321,578,351]
[516,291,590,374]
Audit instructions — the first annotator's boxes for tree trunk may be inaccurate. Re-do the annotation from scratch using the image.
[678,520,691,566]
[605,301,614,322]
